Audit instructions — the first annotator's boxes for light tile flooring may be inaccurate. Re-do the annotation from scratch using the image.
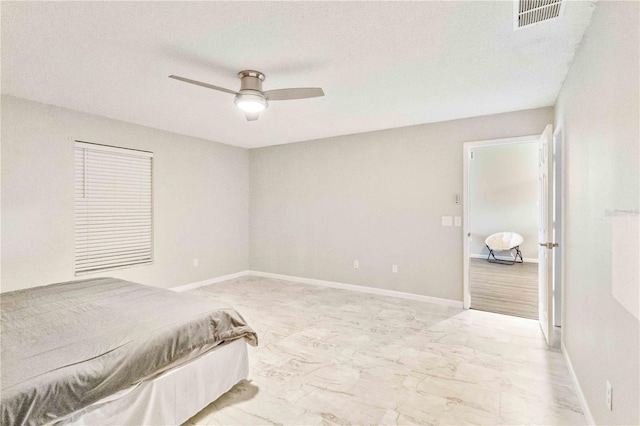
[184,276,585,425]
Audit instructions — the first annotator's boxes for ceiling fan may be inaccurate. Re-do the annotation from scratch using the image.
[169,70,324,121]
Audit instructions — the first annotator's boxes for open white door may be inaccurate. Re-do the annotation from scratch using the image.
[538,124,555,346]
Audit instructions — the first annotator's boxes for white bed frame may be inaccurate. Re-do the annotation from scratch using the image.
[57,339,249,426]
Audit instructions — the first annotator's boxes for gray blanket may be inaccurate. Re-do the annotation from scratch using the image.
[0,277,258,426]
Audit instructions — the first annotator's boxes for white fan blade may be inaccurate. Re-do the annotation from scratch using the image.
[264,88,324,101]
[169,75,237,95]
[245,112,260,121]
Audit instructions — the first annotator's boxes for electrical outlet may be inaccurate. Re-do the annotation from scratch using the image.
[606,380,612,411]
[193,259,199,267]
[354,260,359,269]
[392,264,398,273]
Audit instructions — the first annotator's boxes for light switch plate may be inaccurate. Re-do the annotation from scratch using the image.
[441,216,453,226]
[454,216,462,227]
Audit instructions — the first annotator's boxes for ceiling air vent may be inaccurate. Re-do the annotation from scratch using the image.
[514,0,564,29]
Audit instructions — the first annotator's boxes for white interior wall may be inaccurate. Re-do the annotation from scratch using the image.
[554,1,639,424]
[249,107,553,302]
[469,142,538,260]
[1,95,250,292]
[1,97,552,305]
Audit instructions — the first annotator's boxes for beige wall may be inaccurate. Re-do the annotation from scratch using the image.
[469,142,538,259]
[1,95,249,291]
[555,1,639,424]
[249,107,553,302]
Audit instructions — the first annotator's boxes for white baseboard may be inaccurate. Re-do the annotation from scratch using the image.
[247,270,464,308]
[562,342,595,425]
[170,270,250,292]
[173,269,463,308]
[469,253,539,264]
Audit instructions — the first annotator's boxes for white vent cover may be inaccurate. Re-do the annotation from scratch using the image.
[514,0,564,29]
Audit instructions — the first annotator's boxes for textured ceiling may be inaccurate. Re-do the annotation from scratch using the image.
[1,1,595,148]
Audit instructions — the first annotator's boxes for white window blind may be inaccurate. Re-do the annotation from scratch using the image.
[75,141,153,275]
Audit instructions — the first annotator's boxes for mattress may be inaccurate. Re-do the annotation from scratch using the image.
[59,338,249,426]
[0,277,258,426]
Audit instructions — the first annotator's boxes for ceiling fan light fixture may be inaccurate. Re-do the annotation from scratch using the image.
[234,91,268,113]
[170,69,323,121]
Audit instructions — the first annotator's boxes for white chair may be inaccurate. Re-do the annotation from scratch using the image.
[485,232,524,264]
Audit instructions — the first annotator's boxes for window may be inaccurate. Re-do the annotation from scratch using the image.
[75,141,153,275]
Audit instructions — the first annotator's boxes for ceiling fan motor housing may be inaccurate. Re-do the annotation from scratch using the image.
[235,70,268,111]
[237,70,265,91]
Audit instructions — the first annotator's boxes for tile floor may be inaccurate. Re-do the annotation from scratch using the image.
[184,276,585,425]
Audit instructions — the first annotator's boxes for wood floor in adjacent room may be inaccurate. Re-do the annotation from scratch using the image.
[469,257,538,319]
[183,276,583,425]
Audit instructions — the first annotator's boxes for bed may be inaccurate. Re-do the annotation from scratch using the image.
[0,277,258,426]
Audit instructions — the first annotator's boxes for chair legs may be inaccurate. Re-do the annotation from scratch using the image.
[486,245,524,265]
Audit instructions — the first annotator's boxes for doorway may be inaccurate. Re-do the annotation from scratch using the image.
[464,137,539,319]
[462,127,560,346]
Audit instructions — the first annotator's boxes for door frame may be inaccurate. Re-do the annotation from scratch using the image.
[462,134,540,309]
[554,126,566,335]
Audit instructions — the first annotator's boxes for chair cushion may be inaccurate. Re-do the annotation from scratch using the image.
[485,232,524,250]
